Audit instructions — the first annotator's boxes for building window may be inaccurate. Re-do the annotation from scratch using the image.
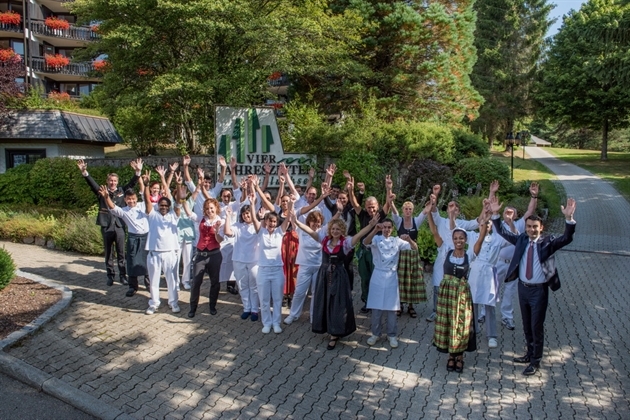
[5,149,46,169]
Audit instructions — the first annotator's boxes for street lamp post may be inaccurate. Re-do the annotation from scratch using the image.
[505,132,520,181]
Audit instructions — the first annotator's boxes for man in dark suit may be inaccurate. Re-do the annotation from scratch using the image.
[78,159,142,286]
[491,196,576,376]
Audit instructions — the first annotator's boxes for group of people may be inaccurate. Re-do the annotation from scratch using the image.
[79,156,576,375]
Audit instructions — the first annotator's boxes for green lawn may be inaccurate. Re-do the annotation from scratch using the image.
[546,148,630,202]
[491,148,565,218]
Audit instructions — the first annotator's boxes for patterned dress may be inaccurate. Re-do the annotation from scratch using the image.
[433,250,477,354]
[280,214,299,296]
[396,217,426,304]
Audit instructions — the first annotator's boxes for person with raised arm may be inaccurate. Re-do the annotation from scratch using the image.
[77,158,142,286]
[143,173,181,315]
[427,197,488,373]
[218,156,242,295]
[173,168,197,291]
[363,218,418,349]
[222,190,260,322]
[490,195,576,376]
[99,182,148,298]
[295,212,380,350]
[183,155,226,220]
[251,182,292,334]
[352,175,392,313]
[389,192,429,319]
[426,184,480,323]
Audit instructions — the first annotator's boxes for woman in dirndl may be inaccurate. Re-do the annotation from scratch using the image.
[390,199,427,317]
[279,194,299,309]
[426,201,489,373]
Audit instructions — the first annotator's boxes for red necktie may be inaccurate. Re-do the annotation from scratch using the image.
[525,241,534,280]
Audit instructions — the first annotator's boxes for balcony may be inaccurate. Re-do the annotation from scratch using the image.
[30,19,97,43]
[31,56,99,81]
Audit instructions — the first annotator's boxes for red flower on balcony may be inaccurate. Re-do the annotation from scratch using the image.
[93,59,109,72]
[268,71,282,81]
[90,24,99,33]
[45,53,70,67]
[0,11,22,26]
[44,17,70,30]
[0,48,21,63]
[137,68,151,76]
[48,91,72,101]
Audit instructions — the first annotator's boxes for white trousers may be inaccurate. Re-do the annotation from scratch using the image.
[219,238,236,282]
[500,279,518,320]
[147,250,179,308]
[234,261,259,313]
[176,240,193,287]
[288,265,319,322]
[257,266,284,328]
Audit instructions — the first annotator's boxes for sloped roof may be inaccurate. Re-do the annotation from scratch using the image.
[0,110,122,145]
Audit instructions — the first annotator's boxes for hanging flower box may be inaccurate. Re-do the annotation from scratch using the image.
[48,91,72,101]
[0,48,20,63]
[44,17,70,31]
[93,59,108,72]
[268,71,282,81]
[90,24,99,32]
[45,53,70,67]
[0,11,22,26]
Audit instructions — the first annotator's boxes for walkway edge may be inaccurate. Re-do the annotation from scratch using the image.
[0,270,73,351]
[0,270,135,420]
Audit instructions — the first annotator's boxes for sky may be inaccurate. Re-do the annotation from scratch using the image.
[547,0,587,37]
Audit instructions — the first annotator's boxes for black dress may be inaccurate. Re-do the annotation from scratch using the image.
[312,237,356,337]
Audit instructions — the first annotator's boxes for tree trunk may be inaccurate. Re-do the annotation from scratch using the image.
[600,119,609,161]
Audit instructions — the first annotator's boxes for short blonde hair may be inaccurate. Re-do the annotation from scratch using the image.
[402,201,414,210]
[327,218,347,237]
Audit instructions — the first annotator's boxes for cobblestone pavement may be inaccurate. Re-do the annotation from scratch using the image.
[2,146,629,419]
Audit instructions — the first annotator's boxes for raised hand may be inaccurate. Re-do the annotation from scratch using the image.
[155,165,166,177]
[279,175,286,184]
[343,169,351,180]
[369,213,380,226]
[357,182,365,193]
[225,206,233,218]
[196,166,204,180]
[385,174,393,191]
[400,234,411,242]
[387,191,396,203]
[218,155,227,168]
[230,156,237,170]
[175,171,183,185]
[530,182,539,197]
[375,223,384,232]
[77,159,87,173]
[213,220,222,231]
[308,167,315,178]
[98,185,108,197]
[321,182,330,196]
[142,169,151,184]
[264,162,272,175]
[490,180,499,194]
[135,158,143,172]
[169,162,179,173]
[326,163,337,177]
[177,184,188,200]
[432,184,441,196]
[183,155,191,166]
[346,177,354,191]
[504,207,515,224]
[561,198,576,220]
[336,199,344,211]
[489,196,503,214]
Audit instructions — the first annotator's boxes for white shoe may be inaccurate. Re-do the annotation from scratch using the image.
[262,326,271,334]
[170,304,181,313]
[183,283,191,290]
[273,325,282,334]
[488,338,498,348]
[388,336,399,349]
[367,335,379,346]
[283,316,295,325]
[145,306,157,315]
[426,312,436,322]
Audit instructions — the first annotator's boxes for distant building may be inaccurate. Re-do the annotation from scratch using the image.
[0,110,121,173]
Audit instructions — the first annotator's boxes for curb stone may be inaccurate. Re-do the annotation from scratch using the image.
[0,270,134,420]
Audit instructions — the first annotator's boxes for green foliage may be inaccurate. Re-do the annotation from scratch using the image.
[470,0,553,143]
[334,149,384,197]
[0,247,15,291]
[398,159,455,203]
[52,214,103,255]
[416,223,438,264]
[452,129,490,161]
[0,164,35,205]
[457,195,486,220]
[536,0,630,160]
[454,158,512,194]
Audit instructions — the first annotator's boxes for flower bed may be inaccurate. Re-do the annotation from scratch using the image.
[0,11,22,26]
[48,91,72,101]
[45,53,70,67]
[0,48,20,63]
[44,16,70,30]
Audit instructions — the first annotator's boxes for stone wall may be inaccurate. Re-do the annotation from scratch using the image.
[84,155,217,169]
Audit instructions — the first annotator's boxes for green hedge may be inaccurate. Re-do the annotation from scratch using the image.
[454,158,512,195]
[0,247,15,291]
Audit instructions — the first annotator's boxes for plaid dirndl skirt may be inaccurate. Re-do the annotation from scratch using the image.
[397,249,426,303]
[433,274,475,354]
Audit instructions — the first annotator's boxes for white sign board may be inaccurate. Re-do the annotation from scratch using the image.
[215,106,314,188]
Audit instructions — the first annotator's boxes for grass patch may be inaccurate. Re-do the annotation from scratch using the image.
[546,148,630,202]
[490,148,565,218]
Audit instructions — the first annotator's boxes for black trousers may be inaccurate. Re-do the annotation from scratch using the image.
[102,226,126,279]
[518,281,549,364]
[190,249,222,311]
[343,248,355,291]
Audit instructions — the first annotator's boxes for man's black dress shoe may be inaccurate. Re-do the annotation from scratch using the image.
[125,288,137,297]
[107,276,114,286]
[209,307,217,315]
[513,355,531,364]
[523,364,539,376]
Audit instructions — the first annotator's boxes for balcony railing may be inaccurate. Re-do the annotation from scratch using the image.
[30,19,98,41]
[268,74,290,87]
[31,56,94,76]
[0,21,23,33]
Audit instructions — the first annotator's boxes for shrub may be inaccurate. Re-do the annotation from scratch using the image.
[52,213,103,255]
[454,158,512,195]
[0,164,35,205]
[416,223,437,264]
[334,149,385,197]
[452,129,490,161]
[0,247,15,291]
[398,159,455,203]
[457,195,485,220]
[0,212,56,241]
